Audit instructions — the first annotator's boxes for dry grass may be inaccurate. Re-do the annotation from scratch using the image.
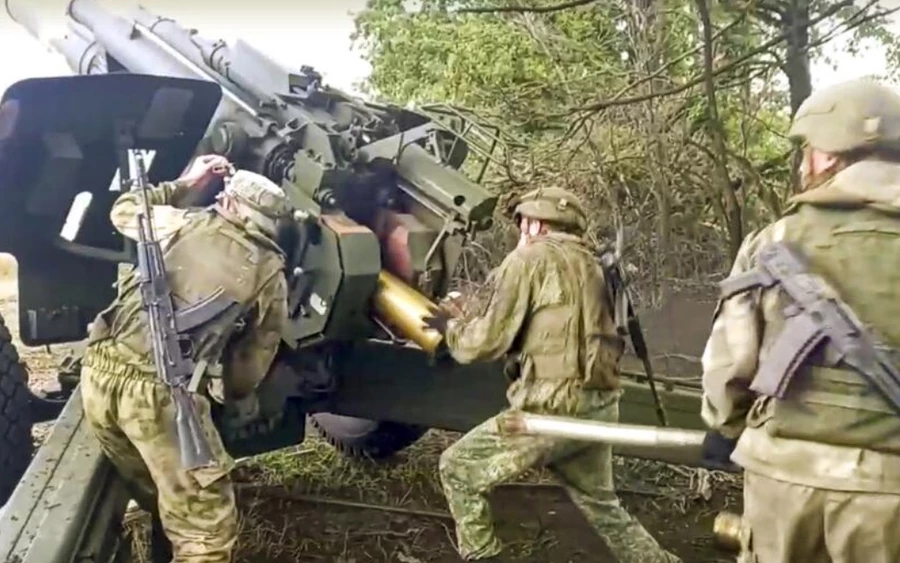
[123,425,742,562]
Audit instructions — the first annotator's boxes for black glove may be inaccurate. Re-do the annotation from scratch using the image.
[702,430,739,471]
[421,307,452,336]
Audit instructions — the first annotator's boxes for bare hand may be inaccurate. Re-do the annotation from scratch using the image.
[179,154,232,190]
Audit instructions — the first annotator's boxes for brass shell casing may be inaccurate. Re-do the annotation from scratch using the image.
[713,511,742,551]
[371,270,444,354]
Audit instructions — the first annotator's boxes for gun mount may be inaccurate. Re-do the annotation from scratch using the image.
[0,2,712,560]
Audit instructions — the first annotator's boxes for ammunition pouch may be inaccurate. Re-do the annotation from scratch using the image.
[754,361,900,455]
[519,305,581,381]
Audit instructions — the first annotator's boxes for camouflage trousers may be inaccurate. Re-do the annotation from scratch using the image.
[79,343,238,562]
[439,397,680,562]
[740,470,900,563]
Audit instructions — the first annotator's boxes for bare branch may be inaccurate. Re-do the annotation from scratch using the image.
[695,0,742,259]
[455,0,599,14]
[558,13,748,143]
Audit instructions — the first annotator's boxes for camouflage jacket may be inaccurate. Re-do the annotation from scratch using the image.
[445,232,624,415]
[109,180,196,246]
[702,159,900,493]
[88,182,288,401]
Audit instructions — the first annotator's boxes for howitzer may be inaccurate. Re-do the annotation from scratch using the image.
[720,242,900,414]
[0,2,713,560]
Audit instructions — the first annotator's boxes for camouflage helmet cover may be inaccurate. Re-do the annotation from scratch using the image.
[513,186,588,232]
[788,77,900,154]
[220,170,293,236]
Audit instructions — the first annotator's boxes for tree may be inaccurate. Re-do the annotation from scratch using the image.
[352,0,900,300]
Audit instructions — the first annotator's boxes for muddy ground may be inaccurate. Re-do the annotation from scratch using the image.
[0,255,741,563]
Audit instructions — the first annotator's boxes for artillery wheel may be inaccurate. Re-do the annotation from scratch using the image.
[0,313,32,505]
[309,413,426,459]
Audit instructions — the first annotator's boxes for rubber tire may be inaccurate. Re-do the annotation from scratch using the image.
[309,413,426,459]
[0,313,32,506]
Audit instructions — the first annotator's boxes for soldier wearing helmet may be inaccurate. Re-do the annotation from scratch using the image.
[80,155,293,562]
[421,187,680,563]
[700,77,900,562]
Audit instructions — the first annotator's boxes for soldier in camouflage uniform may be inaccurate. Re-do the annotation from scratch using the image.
[422,187,680,563]
[80,159,292,563]
[701,77,900,563]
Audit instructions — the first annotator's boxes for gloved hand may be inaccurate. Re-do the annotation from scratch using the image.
[702,430,740,471]
[421,306,453,336]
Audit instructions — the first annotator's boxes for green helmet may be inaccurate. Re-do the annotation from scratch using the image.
[513,186,587,233]
[788,77,900,154]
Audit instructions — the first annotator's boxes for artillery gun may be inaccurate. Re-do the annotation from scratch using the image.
[0,1,716,560]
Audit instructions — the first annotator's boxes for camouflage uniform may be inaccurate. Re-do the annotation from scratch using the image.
[80,171,292,562]
[701,78,900,563]
[435,188,680,562]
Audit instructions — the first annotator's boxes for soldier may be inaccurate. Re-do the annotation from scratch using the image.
[422,187,680,563]
[700,77,900,563]
[79,156,292,562]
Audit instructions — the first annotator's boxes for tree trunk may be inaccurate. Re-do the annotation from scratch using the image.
[783,0,812,193]
[695,0,742,261]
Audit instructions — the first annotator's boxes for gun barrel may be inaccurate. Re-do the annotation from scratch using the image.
[66,0,200,79]
[498,412,706,449]
[53,22,106,74]
[5,0,64,42]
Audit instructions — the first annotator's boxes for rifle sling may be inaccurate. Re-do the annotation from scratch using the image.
[718,269,778,300]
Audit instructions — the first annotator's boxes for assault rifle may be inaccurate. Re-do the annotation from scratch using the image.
[130,141,215,469]
[720,242,900,415]
[598,224,668,426]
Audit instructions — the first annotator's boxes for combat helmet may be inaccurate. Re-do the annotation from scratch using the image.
[220,170,293,237]
[513,186,588,233]
[788,77,900,154]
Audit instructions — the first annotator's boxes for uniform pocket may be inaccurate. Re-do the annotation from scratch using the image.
[187,460,234,489]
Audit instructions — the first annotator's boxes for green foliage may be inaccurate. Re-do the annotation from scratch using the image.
[352,0,900,294]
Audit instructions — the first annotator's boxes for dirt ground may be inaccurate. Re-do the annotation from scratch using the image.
[0,254,742,563]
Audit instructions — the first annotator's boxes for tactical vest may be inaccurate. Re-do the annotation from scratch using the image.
[87,209,286,383]
[736,204,900,454]
[516,235,623,389]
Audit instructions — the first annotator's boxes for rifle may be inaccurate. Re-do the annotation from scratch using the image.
[719,242,900,415]
[131,147,215,469]
[598,223,668,426]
